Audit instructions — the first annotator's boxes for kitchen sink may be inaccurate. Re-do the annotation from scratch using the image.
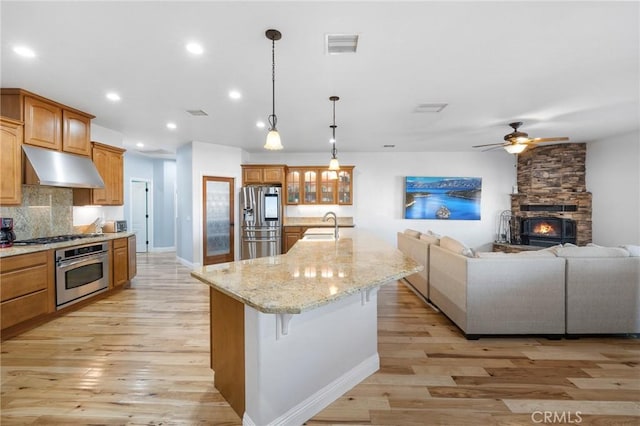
[301,234,336,241]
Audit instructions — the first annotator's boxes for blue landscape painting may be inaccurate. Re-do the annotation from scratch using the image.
[404,176,482,220]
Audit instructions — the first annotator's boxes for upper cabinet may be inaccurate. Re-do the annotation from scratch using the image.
[73,142,125,206]
[286,166,353,205]
[241,165,286,186]
[0,118,23,205]
[1,89,94,157]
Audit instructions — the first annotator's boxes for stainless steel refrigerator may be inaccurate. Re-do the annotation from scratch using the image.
[240,185,282,260]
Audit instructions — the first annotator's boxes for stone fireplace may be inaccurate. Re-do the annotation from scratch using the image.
[510,143,592,246]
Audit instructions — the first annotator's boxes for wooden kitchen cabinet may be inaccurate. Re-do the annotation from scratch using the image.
[128,235,137,280]
[0,88,94,156]
[0,117,23,205]
[73,142,125,206]
[283,226,305,253]
[112,238,129,288]
[241,165,285,186]
[285,166,354,205]
[0,251,53,333]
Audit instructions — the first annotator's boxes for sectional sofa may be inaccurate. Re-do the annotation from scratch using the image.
[397,229,640,338]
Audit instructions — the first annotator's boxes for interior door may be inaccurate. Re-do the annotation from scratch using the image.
[131,180,150,252]
[203,176,235,265]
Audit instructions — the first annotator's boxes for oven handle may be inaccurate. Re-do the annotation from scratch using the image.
[57,253,108,269]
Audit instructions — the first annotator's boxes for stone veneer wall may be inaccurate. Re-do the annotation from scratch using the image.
[0,185,73,240]
[510,143,592,245]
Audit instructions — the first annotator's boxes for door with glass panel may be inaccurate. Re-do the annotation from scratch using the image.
[203,176,234,265]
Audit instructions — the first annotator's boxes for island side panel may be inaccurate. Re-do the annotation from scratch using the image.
[243,289,380,426]
[211,287,245,417]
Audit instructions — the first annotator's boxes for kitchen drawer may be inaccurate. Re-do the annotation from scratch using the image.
[1,263,48,302]
[1,289,49,329]
[1,251,48,272]
[113,238,127,249]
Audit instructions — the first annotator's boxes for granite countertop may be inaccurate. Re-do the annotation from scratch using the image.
[0,232,136,258]
[191,228,422,315]
[283,216,354,228]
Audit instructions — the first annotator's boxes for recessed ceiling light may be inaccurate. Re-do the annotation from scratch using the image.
[256,121,265,129]
[13,45,36,58]
[229,90,242,100]
[186,42,204,55]
[106,92,121,102]
[136,142,144,148]
[166,122,177,130]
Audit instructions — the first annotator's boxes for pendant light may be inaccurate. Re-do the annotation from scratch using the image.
[328,96,340,171]
[264,29,283,150]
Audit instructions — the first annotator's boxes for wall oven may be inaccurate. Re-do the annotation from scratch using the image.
[56,241,109,310]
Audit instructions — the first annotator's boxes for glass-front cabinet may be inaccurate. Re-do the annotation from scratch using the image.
[337,170,352,204]
[286,169,302,204]
[285,166,353,205]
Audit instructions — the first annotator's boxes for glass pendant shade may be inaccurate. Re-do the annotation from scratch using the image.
[264,129,283,150]
[329,156,340,171]
[504,143,527,154]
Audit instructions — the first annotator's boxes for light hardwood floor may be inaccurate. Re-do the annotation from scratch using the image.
[1,252,638,425]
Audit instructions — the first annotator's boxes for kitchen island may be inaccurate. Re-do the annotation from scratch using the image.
[191,228,421,426]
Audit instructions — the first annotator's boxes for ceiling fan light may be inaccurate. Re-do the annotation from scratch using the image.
[514,136,529,143]
[264,130,283,150]
[504,144,527,154]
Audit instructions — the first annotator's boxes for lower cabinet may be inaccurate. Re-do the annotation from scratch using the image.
[128,235,137,280]
[0,251,53,331]
[112,238,129,288]
[283,226,306,253]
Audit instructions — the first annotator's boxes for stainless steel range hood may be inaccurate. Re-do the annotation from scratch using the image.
[22,145,105,189]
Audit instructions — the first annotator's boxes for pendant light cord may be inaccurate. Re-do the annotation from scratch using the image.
[269,38,277,130]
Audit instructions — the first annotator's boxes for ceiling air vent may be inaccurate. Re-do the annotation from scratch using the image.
[414,103,448,113]
[187,109,208,116]
[326,34,359,55]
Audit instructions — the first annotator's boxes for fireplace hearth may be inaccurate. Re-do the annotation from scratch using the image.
[520,217,577,247]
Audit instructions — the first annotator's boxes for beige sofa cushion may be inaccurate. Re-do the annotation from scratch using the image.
[440,236,474,257]
[621,245,640,257]
[419,233,440,245]
[403,229,421,238]
[556,245,630,258]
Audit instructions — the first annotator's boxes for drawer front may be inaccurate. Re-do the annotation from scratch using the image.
[0,264,48,302]
[113,238,127,249]
[1,290,48,329]
[0,251,49,273]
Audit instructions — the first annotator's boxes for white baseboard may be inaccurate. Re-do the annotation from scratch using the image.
[242,353,379,426]
[149,246,175,253]
[176,256,198,268]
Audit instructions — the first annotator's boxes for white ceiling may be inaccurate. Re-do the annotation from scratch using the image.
[1,1,638,157]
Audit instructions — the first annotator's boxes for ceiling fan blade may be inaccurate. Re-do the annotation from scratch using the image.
[528,137,570,143]
[482,146,504,152]
[472,142,506,148]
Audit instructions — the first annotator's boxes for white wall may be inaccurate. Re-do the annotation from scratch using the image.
[587,130,640,245]
[248,150,515,250]
[177,141,245,266]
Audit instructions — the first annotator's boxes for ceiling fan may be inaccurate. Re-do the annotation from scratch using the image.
[473,122,569,154]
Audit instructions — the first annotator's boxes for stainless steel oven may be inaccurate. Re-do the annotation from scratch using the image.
[55,241,109,310]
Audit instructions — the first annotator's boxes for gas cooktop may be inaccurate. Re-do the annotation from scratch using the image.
[13,234,103,246]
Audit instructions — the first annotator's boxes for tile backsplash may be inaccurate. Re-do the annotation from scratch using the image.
[0,185,73,239]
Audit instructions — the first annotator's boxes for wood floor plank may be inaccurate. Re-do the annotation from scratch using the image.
[1,252,638,425]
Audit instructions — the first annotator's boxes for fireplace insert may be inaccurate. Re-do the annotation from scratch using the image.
[520,216,576,247]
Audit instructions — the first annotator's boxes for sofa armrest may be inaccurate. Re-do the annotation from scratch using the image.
[397,232,430,298]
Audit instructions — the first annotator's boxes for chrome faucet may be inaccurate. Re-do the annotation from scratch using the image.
[322,211,339,240]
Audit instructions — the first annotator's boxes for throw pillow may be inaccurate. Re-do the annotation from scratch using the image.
[440,236,469,255]
[403,229,421,238]
[419,233,440,245]
[621,245,640,257]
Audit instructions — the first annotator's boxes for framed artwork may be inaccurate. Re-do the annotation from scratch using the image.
[404,176,482,220]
